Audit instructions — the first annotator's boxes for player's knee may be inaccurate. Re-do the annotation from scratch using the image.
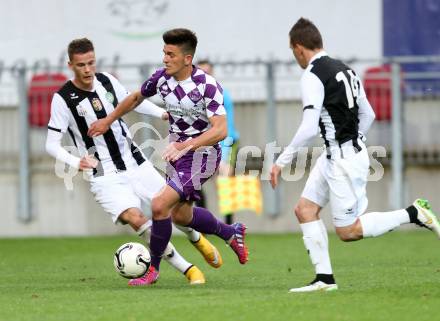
[335,222,363,242]
[119,208,146,230]
[151,197,168,219]
[337,232,357,242]
[294,204,315,222]
[294,204,303,219]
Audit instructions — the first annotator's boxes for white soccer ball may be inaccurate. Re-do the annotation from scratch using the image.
[113,242,151,279]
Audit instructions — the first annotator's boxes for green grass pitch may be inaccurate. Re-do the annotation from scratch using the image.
[0,231,439,321]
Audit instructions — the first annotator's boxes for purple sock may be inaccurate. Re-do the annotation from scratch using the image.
[188,207,235,241]
[150,217,172,270]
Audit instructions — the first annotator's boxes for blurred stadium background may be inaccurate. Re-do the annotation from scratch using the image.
[1,0,440,237]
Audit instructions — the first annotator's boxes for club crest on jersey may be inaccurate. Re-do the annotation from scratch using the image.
[91,98,103,111]
[76,104,87,117]
[159,83,171,96]
[105,92,114,104]
[187,89,202,102]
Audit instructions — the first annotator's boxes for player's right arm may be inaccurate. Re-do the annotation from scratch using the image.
[87,90,144,137]
[103,72,167,120]
[88,69,164,137]
[271,71,323,188]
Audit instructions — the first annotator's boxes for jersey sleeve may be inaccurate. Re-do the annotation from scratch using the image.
[300,70,325,111]
[140,68,165,97]
[47,93,70,133]
[204,75,226,118]
[275,71,323,168]
[134,99,165,118]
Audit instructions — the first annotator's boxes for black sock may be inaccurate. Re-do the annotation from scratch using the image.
[406,205,418,223]
[313,274,336,285]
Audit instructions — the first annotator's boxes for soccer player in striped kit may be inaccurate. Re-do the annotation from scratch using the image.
[270,18,440,292]
[46,38,224,286]
[89,29,249,286]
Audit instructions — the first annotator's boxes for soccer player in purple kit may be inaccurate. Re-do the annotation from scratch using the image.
[88,28,249,286]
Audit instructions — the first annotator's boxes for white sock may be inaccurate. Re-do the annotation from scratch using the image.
[300,220,333,275]
[137,221,152,246]
[137,221,192,274]
[161,242,192,274]
[317,219,328,244]
[359,209,409,237]
[175,224,201,242]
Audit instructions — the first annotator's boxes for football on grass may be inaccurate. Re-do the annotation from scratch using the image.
[113,242,151,279]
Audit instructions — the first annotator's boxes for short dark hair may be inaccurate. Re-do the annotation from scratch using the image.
[289,18,323,50]
[197,59,212,66]
[67,38,94,61]
[163,28,198,56]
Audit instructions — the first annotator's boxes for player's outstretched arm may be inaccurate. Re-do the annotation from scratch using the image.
[134,98,168,120]
[88,90,145,137]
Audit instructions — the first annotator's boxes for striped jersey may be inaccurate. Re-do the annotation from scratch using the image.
[303,51,363,148]
[140,66,226,142]
[48,72,145,177]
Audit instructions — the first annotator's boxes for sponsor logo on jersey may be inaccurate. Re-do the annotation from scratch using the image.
[92,98,103,111]
[76,104,87,117]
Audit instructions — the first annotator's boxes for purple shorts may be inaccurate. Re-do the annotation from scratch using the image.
[166,145,221,202]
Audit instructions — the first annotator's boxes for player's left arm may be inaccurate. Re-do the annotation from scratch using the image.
[186,77,228,149]
[271,72,323,188]
[162,78,227,162]
[188,115,227,149]
[162,115,227,162]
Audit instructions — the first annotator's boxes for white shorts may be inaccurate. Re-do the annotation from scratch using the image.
[302,141,369,227]
[89,161,166,223]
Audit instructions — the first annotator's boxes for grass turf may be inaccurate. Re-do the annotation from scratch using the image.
[0,231,439,321]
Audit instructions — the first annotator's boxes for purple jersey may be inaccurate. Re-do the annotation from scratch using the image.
[140,66,226,141]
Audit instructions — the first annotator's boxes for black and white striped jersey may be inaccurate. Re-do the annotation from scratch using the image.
[305,51,363,148]
[275,51,375,167]
[48,72,145,177]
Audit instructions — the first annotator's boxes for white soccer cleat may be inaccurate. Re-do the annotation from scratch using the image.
[289,281,338,293]
[413,199,440,238]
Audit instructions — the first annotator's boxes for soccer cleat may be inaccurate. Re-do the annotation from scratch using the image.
[184,265,206,285]
[413,199,440,238]
[289,281,338,293]
[191,234,223,268]
[128,266,159,286]
[228,222,248,264]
